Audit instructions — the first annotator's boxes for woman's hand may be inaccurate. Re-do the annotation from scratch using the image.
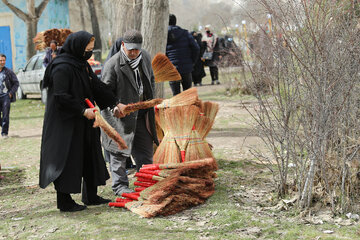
[83,108,96,120]
[113,103,127,118]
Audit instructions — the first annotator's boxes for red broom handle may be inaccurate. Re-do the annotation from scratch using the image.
[134,181,154,187]
[121,192,139,200]
[136,177,157,184]
[85,98,98,112]
[108,202,126,207]
[139,169,161,176]
[142,163,160,169]
[115,198,133,203]
[135,187,146,192]
[139,169,161,175]
[181,150,185,162]
[135,172,158,180]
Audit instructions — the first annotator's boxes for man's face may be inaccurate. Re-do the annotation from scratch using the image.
[50,43,57,50]
[122,42,140,60]
[0,57,6,68]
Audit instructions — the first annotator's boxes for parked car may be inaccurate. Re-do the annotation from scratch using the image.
[17,51,102,104]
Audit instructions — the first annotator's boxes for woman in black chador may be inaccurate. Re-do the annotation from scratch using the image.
[39,31,122,212]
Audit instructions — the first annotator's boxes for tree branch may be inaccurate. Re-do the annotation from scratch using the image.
[1,0,30,21]
[35,0,50,17]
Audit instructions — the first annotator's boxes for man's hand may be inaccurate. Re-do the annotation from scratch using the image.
[83,108,96,120]
[113,103,127,118]
[8,93,12,99]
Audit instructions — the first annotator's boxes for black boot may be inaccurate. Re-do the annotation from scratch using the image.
[82,180,111,206]
[57,191,87,212]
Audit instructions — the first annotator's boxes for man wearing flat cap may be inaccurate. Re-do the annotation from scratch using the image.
[101,29,159,195]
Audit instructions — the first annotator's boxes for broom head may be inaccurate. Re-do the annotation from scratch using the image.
[152,53,181,83]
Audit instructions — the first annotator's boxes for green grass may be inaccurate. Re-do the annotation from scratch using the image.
[1,88,360,239]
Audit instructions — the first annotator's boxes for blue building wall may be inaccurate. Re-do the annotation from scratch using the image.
[0,0,69,70]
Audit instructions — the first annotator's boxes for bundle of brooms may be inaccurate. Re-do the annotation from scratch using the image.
[108,158,218,217]
[33,28,73,50]
[153,88,219,164]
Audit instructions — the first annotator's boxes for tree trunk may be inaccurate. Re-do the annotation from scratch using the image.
[114,0,131,38]
[133,0,143,31]
[26,19,37,59]
[141,0,169,98]
[86,0,102,51]
[79,0,86,30]
[1,0,49,60]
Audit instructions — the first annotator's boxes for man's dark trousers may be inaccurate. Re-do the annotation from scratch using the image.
[0,94,10,135]
[169,72,192,96]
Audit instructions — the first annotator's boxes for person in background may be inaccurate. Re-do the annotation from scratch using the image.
[104,37,123,64]
[43,40,60,67]
[191,31,206,86]
[166,14,199,96]
[39,31,124,212]
[0,53,19,138]
[101,29,159,196]
[202,25,221,85]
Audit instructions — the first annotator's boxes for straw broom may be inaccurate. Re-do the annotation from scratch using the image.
[194,114,211,139]
[153,108,181,164]
[153,135,181,164]
[201,101,220,138]
[85,99,128,150]
[165,105,199,162]
[152,53,181,83]
[154,108,164,142]
[123,98,163,115]
[156,88,199,109]
[185,129,214,162]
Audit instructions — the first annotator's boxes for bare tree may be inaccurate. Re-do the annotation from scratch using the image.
[141,0,169,98]
[238,0,360,212]
[86,0,102,52]
[2,0,49,60]
[103,0,143,41]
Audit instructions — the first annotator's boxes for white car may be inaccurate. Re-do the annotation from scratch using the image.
[17,52,47,103]
[17,52,102,104]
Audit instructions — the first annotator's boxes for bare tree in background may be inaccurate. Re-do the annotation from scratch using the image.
[103,0,143,42]
[2,0,49,60]
[141,0,169,98]
[239,0,360,212]
[86,0,102,52]
[79,0,86,30]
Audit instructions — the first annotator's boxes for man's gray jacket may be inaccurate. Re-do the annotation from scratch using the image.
[101,49,159,156]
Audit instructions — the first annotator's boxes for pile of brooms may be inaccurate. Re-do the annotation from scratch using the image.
[33,28,73,50]
[109,86,220,218]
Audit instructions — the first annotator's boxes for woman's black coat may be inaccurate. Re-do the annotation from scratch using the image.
[39,31,117,193]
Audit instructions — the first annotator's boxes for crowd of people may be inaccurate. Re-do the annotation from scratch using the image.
[0,13,242,212]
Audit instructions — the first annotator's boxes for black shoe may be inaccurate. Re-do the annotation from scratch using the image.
[82,195,111,206]
[59,202,87,212]
[211,81,215,85]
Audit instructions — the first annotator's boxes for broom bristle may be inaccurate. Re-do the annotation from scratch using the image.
[152,53,181,83]
[93,112,128,150]
[201,101,219,138]
[195,114,211,139]
[156,88,199,109]
[123,98,164,115]
[185,130,214,162]
[165,105,200,162]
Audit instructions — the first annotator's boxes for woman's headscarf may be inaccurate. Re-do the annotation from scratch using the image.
[43,31,94,88]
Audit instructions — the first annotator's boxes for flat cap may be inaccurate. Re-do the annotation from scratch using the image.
[123,29,142,50]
